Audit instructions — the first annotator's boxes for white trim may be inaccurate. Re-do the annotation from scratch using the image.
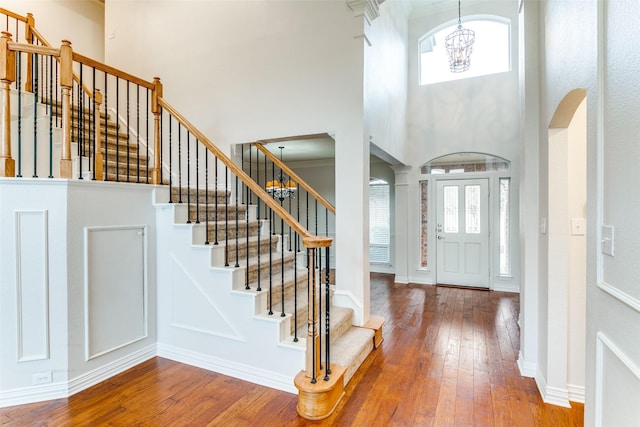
[393,275,409,284]
[517,351,536,377]
[596,281,640,313]
[332,290,364,326]
[156,343,297,394]
[492,282,520,293]
[535,365,571,408]
[15,210,50,362]
[595,332,640,427]
[567,384,585,404]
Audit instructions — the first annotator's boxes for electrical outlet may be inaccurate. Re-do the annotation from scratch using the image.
[32,371,52,385]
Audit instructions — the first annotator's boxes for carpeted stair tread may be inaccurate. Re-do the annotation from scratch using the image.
[330,326,375,385]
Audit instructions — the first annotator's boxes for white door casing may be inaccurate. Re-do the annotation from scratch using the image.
[436,179,489,288]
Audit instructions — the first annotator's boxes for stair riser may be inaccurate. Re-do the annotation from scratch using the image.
[224,240,278,264]
[208,224,260,242]
[247,257,295,283]
[188,206,247,222]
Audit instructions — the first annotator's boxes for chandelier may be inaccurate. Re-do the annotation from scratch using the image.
[445,0,475,73]
[265,146,297,201]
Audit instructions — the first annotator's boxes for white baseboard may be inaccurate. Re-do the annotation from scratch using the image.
[156,343,297,394]
[517,351,536,377]
[567,383,585,403]
[535,366,571,408]
[393,275,409,284]
[68,345,156,396]
[0,344,156,408]
[0,381,68,408]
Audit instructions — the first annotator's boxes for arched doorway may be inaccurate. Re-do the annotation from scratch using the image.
[544,88,587,406]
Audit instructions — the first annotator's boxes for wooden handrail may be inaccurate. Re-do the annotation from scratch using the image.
[158,97,332,248]
[73,52,155,90]
[7,41,59,57]
[254,142,336,215]
[0,8,28,22]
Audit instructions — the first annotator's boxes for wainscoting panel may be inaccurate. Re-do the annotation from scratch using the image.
[85,226,147,360]
[15,210,50,362]
[595,333,640,427]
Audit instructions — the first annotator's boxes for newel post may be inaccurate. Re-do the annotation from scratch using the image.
[151,77,162,184]
[0,31,16,177]
[59,40,73,178]
[93,89,103,180]
[25,13,34,93]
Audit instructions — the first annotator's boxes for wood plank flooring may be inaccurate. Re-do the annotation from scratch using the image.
[1,273,584,426]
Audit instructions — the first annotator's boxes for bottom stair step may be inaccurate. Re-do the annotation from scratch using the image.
[330,327,374,386]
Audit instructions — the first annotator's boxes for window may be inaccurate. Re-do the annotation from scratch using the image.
[419,17,511,85]
[499,178,511,275]
[421,152,510,175]
[420,180,428,268]
[369,179,390,264]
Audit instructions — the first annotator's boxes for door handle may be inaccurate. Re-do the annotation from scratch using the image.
[438,235,445,240]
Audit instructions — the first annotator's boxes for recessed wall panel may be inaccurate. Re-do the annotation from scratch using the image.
[15,210,50,362]
[85,226,147,360]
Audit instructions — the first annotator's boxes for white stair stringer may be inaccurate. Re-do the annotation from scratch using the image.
[154,199,305,394]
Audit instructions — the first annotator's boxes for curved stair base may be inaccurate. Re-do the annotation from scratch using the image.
[294,364,346,421]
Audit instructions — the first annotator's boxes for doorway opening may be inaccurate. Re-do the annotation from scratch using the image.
[546,89,587,405]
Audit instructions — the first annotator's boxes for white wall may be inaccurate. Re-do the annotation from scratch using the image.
[538,0,640,424]
[405,1,521,289]
[0,180,157,406]
[1,0,104,60]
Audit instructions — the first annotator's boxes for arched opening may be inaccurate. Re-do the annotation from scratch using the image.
[545,88,587,406]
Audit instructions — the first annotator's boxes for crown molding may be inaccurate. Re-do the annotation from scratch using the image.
[346,0,381,24]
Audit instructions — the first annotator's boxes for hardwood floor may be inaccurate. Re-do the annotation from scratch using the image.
[1,273,584,426]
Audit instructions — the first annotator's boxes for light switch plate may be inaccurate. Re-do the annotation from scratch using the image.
[601,225,615,256]
[571,218,586,235]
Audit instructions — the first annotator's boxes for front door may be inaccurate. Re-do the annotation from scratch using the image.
[436,179,489,288]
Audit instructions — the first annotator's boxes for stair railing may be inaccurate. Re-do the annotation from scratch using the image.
[158,99,333,383]
[248,141,336,377]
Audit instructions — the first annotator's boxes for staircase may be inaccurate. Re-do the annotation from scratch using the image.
[154,185,377,416]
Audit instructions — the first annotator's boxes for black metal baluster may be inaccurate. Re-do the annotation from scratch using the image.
[115,77,119,181]
[146,88,149,183]
[235,176,240,268]
[243,148,249,289]
[186,132,191,223]
[324,245,331,380]
[280,208,285,318]
[256,192,261,292]
[16,52,21,177]
[32,52,37,178]
[224,166,229,266]
[214,157,219,245]
[48,56,53,178]
[268,201,273,315]
[136,84,140,183]
[91,67,96,180]
[195,138,200,225]
[168,117,173,202]
[204,150,209,245]
[178,122,182,202]
[293,232,298,342]
[79,65,84,179]
[103,73,108,180]
[126,81,130,181]
[318,246,322,370]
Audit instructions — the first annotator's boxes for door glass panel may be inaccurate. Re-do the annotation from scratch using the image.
[465,184,481,234]
[443,185,458,233]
